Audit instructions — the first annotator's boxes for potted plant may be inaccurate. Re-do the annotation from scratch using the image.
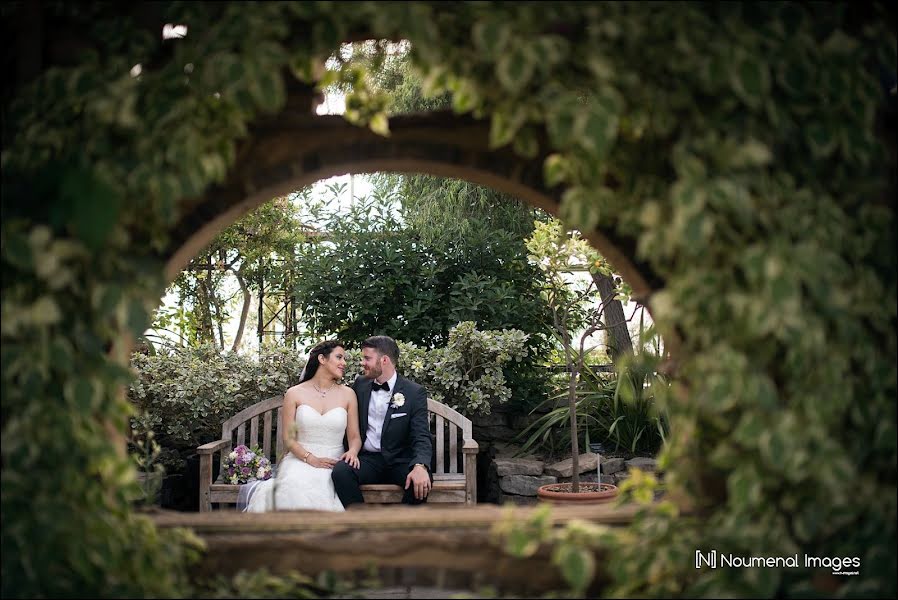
[524,219,619,504]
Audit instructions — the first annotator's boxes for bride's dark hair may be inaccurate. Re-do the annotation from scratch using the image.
[298,339,344,384]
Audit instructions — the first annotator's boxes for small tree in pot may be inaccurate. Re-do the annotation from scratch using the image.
[525,219,620,499]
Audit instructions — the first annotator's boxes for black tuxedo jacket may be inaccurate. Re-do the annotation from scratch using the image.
[353,374,433,470]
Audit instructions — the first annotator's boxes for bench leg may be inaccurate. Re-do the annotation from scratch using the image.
[199,454,212,512]
[464,452,477,505]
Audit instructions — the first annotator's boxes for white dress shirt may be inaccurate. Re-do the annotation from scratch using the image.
[363,372,398,453]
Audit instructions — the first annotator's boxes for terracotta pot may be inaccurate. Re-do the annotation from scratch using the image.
[536,482,619,505]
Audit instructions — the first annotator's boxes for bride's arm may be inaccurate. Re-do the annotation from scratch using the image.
[281,389,313,462]
[339,390,362,469]
[280,391,306,460]
[345,393,362,454]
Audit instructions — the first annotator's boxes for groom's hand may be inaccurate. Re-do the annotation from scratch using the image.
[339,451,360,469]
[405,464,430,500]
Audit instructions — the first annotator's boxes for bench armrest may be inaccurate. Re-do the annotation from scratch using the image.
[197,438,229,455]
[462,439,479,453]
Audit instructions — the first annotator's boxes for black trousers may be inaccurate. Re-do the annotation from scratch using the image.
[332,451,432,507]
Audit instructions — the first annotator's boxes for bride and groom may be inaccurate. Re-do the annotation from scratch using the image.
[243,336,433,512]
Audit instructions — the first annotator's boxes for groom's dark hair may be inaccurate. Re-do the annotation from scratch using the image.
[362,336,399,366]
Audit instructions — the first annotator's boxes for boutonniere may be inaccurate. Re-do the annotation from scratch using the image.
[390,392,405,409]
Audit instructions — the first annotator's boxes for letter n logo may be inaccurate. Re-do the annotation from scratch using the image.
[695,550,717,569]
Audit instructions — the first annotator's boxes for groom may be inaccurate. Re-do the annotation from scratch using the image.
[332,335,434,506]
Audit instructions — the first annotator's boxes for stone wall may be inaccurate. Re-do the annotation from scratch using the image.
[491,449,659,505]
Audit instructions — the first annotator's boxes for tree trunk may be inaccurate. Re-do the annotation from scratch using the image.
[555,305,580,494]
[230,266,251,353]
[591,272,632,360]
[195,276,215,346]
[257,272,265,348]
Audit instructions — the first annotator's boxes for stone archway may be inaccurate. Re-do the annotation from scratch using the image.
[165,105,663,303]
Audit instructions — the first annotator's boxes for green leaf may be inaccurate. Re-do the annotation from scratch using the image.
[369,112,391,137]
[731,52,770,108]
[806,122,838,158]
[69,377,97,411]
[703,53,729,90]
[585,55,614,85]
[58,166,121,250]
[199,154,228,182]
[420,66,449,98]
[543,154,570,187]
[3,231,32,270]
[533,35,570,69]
[560,186,601,232]
[731,139,773,167]
[512,129,539,158]
[128,299,150,335]
[489,106,527,148]
[579,99,619,157]
[554,545,595,594]
[449,78,480,113]
[776,59,811,97]
[289,55,318,83]
[30,296,62,326]
[506,527,540,558]
[95,285,123,315]
[472,20,512,57]
[822,30,859,56]
[250,70,285,114]
[49,339,73,372]
[496,45,536,94]
[546,97,581,148]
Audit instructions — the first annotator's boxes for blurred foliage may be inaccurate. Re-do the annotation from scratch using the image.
[129,410,166,505]
[493,504,617,597]
[190,568,352,599]
[2,1,895,597]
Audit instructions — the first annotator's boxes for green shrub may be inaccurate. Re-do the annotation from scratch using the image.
[128,345,307,464]
[398,321,530,416]
[519,357,669,459]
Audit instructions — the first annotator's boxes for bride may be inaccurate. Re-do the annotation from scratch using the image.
[243,339,360,512]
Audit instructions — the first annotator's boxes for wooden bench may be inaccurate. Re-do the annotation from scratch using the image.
[197,396,478,511]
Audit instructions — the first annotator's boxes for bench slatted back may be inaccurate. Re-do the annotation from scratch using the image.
[427,398,471,480]
[218,395,473,479]
[221,396,284,465]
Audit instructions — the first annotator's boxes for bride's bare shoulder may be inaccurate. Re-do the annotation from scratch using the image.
[284,383,307,401]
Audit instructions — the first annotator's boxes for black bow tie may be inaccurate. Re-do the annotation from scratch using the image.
[371,380,390,392]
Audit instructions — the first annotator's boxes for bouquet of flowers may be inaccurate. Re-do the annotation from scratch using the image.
[222,444,273,484]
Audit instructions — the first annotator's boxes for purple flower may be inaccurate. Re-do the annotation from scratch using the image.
[222,445,271,483]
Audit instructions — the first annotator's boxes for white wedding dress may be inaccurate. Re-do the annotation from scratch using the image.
[243,404,346,512]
